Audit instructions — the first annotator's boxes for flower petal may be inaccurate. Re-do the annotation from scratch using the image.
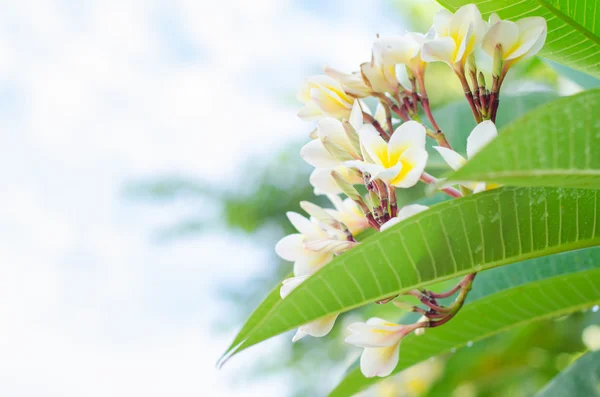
[482,20,519,59]
[292,328,308,342]
[309,168,343,195]
[300,139,338,168]
[286,211,323,239]
[513,17,547,60]
[466,120,498,159]
[421,37,456,65]
[302,314,339,337]
[391,148,428,188]
[304,239,357,253]
[433,8,452,35]
[297,100,324,121]
[373,35,420,65]
[433,146,467,171]
[360,343,401,378]
[349,100,364,131]
[359,127,388,166]
[293,252,333,277]
[396,204,429,221]
[345,318,404,348]
[388,121,427,162]
[380,217,401,231]
[280,275,309,299]
[275,234,305,261]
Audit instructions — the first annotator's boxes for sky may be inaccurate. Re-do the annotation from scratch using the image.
[0,0,408,395]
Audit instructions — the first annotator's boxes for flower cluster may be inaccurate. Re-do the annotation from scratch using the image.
[277,4,546,378]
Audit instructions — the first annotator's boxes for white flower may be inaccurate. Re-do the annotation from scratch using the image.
[345,318,412,377]
[324,66,372,98]
[347,121,428,188]
[360,47,399,94]
[292,314,339,342]
[279,275,339,342]
[373,30,432,77]
[380,204,429,231]
[422,4,486,67]
[297,75,354,121]
[433,120,498,193]
[326,194,369,235]
[482,14,547,65]
[301,100,366,168]
[275,212,352,277]
[309,166,363,195]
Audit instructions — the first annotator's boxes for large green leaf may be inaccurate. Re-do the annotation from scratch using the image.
[221,186,600,361]
[534,350,600,396]
[437,0,600,78]
[447,89,600,188]
[331,249,600,396]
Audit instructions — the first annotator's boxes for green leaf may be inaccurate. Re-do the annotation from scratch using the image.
[534,350,600,396]
[331,247,600,396]
[545,59,600,89]
[447,89,600,188]
[221,186,600,361]
[436,0,600,78]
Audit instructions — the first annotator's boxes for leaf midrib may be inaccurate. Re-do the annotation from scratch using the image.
[537,0,600,48]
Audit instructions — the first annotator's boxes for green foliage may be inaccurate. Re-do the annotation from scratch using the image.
[534,350,600,396]
[448,89,600,188]
[437,0,600,78]
[331,247,600,396]
[222,187,600,361]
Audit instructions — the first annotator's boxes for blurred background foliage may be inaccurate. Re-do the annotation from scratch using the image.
[125,1,600,396]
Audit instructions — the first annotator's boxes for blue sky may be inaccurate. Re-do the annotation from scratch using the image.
[0,0,410,395]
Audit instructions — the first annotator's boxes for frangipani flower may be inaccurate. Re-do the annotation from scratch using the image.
[345,318,414,377]
[482,13,547,68]
[433,120,498,193]
[298,75,354,121]
[347,121,428,188]
[326,194,369,235]
[301,101,367,168]
[422,4,486,68]
[279,275,340,342]
[380,204,429,231]
[275,212,353,277]
[324,66,372,98]
[361,47,399,94]
[309,166,363,195]
[373,30,432,78]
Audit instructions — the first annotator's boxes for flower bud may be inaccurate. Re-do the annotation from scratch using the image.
[300,201,337,225]
[368,190,380,209]
[331,170,362,202]
[466,53,477,76]
[492,44,503,78]
[477,71,486,89]
[322,137,354,162]
[342,121,362,158]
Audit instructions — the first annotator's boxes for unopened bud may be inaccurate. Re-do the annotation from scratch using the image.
[342,121,362,158]
[466,53,477,77]
[405,65,415,81]
[477,71,486,89]
[331,170,361,202]
[492,44,503,78]
[322,137,354,162]
[368,190,380,209]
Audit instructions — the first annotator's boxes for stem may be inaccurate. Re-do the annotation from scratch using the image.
[456,67,482,123]
[363,112,390,140]
[416,74,452,150]
[420,172,462,198]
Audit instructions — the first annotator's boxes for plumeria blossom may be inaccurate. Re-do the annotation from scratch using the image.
[345,318,415,377]
[433,120,498,192]
[380,204,429,231]
[301,100,366,167]
[482,13,547,68]
[361,46,399,94]
[374,30,432,78]
[275,211,354,277]
[324,66,372,98]
[422,4,486,68]
[297,75,354,120]
[326,194,369,235]
[302,100,375,195]
[347,121,428,188]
